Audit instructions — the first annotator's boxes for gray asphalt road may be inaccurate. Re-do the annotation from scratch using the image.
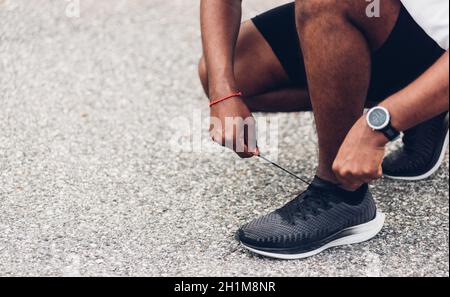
[0,0,448,277]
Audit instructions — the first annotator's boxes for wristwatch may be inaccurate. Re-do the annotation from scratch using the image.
[366,106,400,141]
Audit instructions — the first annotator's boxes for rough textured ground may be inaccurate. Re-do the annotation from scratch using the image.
[0,0,448,277]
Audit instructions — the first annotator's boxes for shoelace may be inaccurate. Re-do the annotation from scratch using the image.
[278,186,331,224]
[259,155,311,185]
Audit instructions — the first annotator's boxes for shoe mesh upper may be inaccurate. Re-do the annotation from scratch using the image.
[383,112,449,176]
[238,180,377,248]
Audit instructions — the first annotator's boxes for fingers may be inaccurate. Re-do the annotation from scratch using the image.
[236,145,256,159]
[236,132,258,159]
[245,118,259,156]
[333,162,383,190]
[210,116,259,158]
[335,170,365,190]
[210,131,257,158]
[254,146,261,157]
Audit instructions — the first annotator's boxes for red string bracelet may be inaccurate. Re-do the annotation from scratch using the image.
[209,92,243,107]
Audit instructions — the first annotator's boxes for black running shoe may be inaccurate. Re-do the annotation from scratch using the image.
[236,177,385,259]
[383,112,449,181]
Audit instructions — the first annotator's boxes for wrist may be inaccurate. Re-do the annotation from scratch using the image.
[366,105,401,143]
[359,116,390,147]
[208,80,238,100]
[209,89,240,102]
[379,102,402,132]
[209,91,243,108]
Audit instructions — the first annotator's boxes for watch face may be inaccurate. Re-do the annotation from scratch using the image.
[368,107,389,129]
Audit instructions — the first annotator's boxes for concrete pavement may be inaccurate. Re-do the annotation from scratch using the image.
[0,0,448,276]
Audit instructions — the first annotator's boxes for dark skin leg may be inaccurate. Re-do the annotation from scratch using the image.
[198,15,379,160]
[199,21,312,113]
[199,20,378,113]
[295,0,401,184]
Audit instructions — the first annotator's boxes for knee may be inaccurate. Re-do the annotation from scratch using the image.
[198,56,209,96]
[295,0,346,26]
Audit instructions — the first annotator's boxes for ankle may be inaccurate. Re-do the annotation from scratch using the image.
[315,169,365,192]
[315,169,339,185]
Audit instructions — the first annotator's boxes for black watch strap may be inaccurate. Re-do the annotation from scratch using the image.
[380,124,400,141]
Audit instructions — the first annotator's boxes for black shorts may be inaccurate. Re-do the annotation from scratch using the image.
[252,3,445,102]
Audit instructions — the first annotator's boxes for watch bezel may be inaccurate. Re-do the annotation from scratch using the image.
[367,106,391,130]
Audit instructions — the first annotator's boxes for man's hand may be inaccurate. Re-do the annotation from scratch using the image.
[200,0,256,158]
[210,96,260,158]
[333,52,449,190]
[333,116,389,190]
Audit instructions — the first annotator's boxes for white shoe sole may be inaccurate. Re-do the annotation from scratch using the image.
[384,131,449,181]
[241,212,385,260]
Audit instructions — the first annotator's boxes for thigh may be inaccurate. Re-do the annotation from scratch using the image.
[235,2,307,97]
[233,20,292,97]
